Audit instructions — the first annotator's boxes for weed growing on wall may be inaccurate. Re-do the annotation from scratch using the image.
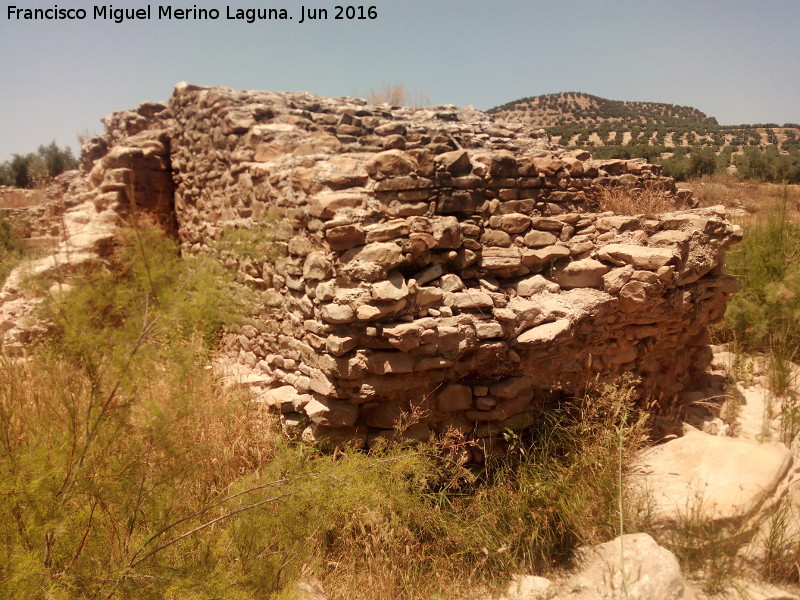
[591,184,680,217]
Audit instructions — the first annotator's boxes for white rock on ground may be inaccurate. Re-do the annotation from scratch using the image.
[503,534,684,600]
[634,427,793,524]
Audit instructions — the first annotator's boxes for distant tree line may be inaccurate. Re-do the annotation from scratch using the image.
[0,142,78,188]
[591,144,800,183]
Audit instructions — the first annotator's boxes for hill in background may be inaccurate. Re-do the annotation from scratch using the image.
[488,92,800,182]
[489,91,799,153]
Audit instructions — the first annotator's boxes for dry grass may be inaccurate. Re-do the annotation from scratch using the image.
[591,184,681,217]
[0,343,280,599]
[365,83,430,108]
[684,175,800,223]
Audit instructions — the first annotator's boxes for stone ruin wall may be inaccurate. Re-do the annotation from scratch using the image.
[15,83,743,453]
[163,84,742,450]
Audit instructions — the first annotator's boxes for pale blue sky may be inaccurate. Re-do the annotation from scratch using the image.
[1,0,798,161]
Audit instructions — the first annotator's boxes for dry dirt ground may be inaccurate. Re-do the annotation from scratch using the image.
[684,176,800,224]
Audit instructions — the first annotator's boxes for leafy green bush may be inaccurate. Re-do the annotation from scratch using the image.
[687,147,717,178]
[0,341,278,600]
[734,147,800,183]
[1,219,268,599]
[659,154,691,180]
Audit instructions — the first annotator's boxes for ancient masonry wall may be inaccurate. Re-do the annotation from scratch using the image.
[84,83,742,450]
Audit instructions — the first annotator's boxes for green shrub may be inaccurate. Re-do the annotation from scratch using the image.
[687,148,717,178]
[0,142,78,189]
[0,219,270,599]
[0,341,278,600]
[42,218,257,364]
[720,187,800,352]
[207,378,648,600]
[0,212,24,286]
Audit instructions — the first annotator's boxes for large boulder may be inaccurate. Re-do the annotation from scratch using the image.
[502,534,685,600]
[634,428,793,525]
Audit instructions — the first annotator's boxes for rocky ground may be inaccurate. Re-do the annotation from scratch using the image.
[496,346,800,600]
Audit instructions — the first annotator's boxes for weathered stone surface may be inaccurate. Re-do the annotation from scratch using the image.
[596,215,641,232]
[364,401,405,429]
[305,397,359,428]
[521,245,570,266]
[532,155,565,177]
[440,273,465,292]
[552,258,610,289]
[365,149,418,178]
[302,252,333,280]
[371,271,409,301]
[635,428,793,524]
[489,376,532,399]
[523,229,558,248]
[414,263,444,285]
[341,242,405,281]
[516,319,571,345]
[263,385,312,412]
[501,213,531,234]
[603,265,635,294]
[598,243,676,270]
[309,191,365,218]
[567,534,684,600]
[515,274,560,297]
[435,149,472,177]
[437,384,473,412]
[619,280,648,307]
[530,217,565,231]
[356,299,406,321]
[482,247,522,270]
[320,303,355,324]
[416,287,444,305]
[367,351,415,374]
[432,217,464,248]
[475,320,503,339]
[481,229,513,247]
[445,290,494,309]
[383,322,422,352]
[365,219,409,243]
[325,223,365,250]
[503,535,686,600]
[326,335,357,356]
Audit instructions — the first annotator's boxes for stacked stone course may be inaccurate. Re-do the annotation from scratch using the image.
[63,83,743,452]
[155,84,741,451]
